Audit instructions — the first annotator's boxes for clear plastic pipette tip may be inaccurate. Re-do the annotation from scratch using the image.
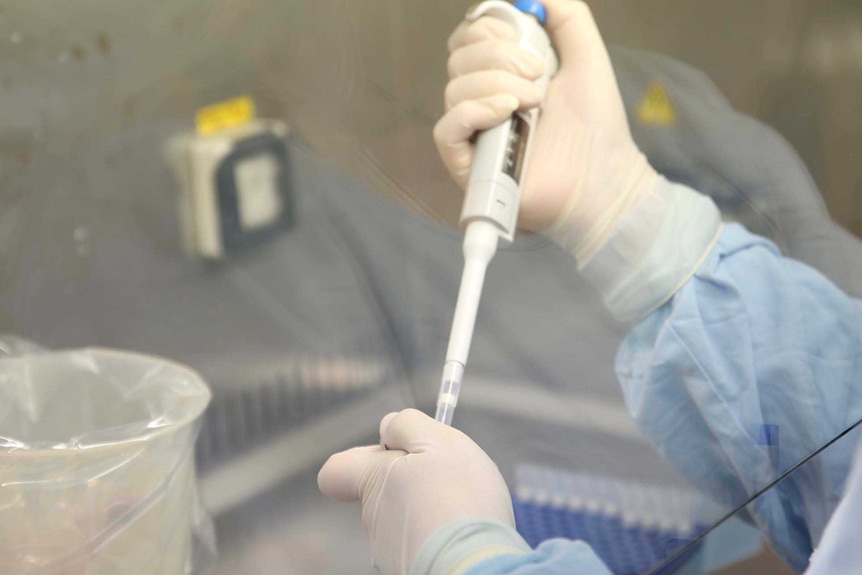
[435,361,464,425]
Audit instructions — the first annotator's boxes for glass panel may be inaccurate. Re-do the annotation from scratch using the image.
[647,420,862,575]
[1,1,860,574]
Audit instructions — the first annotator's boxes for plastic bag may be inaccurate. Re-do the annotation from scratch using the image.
[0,338,215,574]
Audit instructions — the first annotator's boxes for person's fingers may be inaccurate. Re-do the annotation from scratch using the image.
[379,412,399,448]
[380,408,454,453]
[435,94,520,146]
[445,70,543,111]
[433,94,520,186]
[318,445,387,502]
[541,0,607,65]
[448,39,545,79]
[450,2,607,73]
[448,16,518,53]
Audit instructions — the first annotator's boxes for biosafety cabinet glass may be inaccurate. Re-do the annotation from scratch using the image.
[1,1,861,574]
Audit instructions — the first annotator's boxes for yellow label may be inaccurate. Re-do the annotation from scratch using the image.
[196,96,257,135]
[636,83,677,126]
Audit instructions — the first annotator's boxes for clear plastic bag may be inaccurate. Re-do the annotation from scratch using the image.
[0,338,215,574]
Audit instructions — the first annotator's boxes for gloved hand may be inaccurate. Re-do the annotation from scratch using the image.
[434,0,659,265]
[318,409,515,575]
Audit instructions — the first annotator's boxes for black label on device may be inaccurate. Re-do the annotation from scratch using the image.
[503,113,530,184]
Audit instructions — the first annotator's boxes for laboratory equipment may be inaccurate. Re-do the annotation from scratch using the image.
[512,464,762,575]
[0,347,213,575]
[167,113,293,259]
[435,0,559,426]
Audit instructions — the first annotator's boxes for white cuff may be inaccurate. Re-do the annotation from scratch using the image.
[579,178,723,323]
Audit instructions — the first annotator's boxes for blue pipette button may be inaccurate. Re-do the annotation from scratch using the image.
[513,0,548,25]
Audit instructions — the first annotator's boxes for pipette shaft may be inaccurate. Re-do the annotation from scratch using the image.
[434,221,498,424]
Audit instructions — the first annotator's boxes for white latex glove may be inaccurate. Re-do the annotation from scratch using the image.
[434,0,658,264]
[318,409,514,575]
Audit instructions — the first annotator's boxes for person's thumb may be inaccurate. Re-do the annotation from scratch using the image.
[540,0,607,66]
[318,445,397,502]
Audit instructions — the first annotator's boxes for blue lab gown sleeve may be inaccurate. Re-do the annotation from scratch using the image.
[616,223,862,572]
[410,518,614,575]
[415,223,862,575]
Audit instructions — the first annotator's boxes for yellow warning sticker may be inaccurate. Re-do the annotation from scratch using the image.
[196,96,257,135]
[636,83,677,126]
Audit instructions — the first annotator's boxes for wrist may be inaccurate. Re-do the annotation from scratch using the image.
[571,157,660,264]
[410,517,531,575]
[579,178,723,322]
[542,142,660,263]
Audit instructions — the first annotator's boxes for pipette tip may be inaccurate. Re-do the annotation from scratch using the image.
[435,362,464,425]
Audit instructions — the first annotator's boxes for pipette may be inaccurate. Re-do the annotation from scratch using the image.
[435,0,558,426]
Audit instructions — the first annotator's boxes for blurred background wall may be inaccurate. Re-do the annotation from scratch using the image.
[4,0,858,247]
